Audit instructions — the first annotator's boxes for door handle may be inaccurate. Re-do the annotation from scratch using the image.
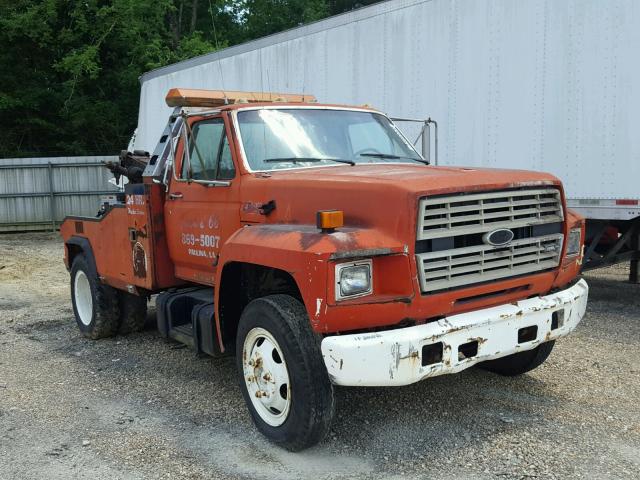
[169,192,183,200]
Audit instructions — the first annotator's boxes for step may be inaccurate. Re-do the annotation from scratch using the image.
[169,323,195,348]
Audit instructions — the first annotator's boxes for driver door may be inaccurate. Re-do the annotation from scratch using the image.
[164,114,241,285]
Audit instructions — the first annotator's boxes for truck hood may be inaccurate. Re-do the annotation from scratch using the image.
[241,164,563,238]
[258,164,561,196]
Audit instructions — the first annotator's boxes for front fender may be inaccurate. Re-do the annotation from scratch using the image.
[215,224,409,331]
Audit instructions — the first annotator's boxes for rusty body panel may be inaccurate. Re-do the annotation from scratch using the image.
[216,163,583,335]
[163,112,242,286]
[61,183,180,293]
[60,98,585,354]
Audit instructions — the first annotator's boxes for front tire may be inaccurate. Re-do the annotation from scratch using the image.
[70,255,120,339]
[235,294,334,451]
[480,341,555,376]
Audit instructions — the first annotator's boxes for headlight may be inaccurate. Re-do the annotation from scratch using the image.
[335,260,372,300]
[566,228,582,256]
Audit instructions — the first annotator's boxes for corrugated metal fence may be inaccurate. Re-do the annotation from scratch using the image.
[0,156,119,232]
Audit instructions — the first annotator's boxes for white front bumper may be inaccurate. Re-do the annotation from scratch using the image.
[321,279,589,386]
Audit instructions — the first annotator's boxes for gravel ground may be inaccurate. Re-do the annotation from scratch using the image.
[1,232,639,480]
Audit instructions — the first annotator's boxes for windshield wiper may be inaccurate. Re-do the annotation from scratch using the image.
[359,152,429,165]
[263,157,356,166]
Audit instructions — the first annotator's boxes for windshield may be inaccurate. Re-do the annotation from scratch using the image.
[236,108,424,171]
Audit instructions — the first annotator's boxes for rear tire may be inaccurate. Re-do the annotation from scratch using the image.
[480,341,555,376]
[118,292,147,334]
[70,255,120,339]
[235,294,335,451]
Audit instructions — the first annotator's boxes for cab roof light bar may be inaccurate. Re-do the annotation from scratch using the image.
[165,88,317,107]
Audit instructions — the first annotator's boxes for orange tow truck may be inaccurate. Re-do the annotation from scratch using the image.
[61,88,588,450]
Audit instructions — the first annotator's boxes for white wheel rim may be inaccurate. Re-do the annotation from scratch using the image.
[242,327,291,427]
[74,270,93,326]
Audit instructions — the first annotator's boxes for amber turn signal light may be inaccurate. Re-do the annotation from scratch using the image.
[317,210,343,232]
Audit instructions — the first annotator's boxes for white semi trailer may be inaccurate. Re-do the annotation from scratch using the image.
[134,0,640,280]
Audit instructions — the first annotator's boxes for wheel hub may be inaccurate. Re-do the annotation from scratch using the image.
[242,327,291,426]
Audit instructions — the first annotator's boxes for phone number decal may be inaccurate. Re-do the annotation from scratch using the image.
[181,233,220,248]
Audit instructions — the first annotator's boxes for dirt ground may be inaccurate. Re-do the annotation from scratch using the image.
[1,232,639,480]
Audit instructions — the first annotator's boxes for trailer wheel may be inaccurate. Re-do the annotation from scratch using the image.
[118,292,147,334]
[70,255,120,339]
[480,341,555,376]
[236,294,334,451]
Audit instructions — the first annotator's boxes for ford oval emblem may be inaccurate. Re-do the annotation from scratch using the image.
[483,228,514,246]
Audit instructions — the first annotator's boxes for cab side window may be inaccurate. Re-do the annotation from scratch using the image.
[218,135,235,180]
[183,118,236,181]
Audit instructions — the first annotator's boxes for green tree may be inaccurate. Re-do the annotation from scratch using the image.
[0,0,219,157]
[328,0,381,15]
[0,0,382,157]
[234,0,328,40]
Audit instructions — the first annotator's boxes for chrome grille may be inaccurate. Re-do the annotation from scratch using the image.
[417,234,563,292]
[416,188,564,293]
[417,188,563,241]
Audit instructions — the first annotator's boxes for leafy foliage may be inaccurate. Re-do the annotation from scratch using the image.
[0,0,381,157]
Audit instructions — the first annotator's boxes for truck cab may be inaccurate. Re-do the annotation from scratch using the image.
[60,88,588,451]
